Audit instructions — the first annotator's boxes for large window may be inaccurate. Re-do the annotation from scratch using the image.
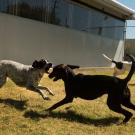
[0,0,125,40]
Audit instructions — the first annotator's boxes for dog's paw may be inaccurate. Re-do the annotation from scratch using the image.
[43,96,51,100]
[49,92,55,96]
[48,90,55,96]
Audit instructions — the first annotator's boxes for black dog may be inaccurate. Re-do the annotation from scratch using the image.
[48,55,135,123]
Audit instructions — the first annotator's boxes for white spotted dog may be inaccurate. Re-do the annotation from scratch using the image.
[102,54,132,76]
[0,59,54,100]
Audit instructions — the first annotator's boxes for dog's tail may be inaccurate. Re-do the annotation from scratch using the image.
[102,54,117,64]
[124,54,135,83]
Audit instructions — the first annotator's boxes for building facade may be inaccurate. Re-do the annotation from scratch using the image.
[0,0,135,66]
[125,39,135,57]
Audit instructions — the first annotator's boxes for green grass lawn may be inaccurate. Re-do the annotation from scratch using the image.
[0,68,135,135]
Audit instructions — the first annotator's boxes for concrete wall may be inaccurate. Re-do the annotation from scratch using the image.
[125,39,135,56]
[0,13,124,67]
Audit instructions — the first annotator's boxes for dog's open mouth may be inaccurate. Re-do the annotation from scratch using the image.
[45,63,52,74]
[49,74,58,81]
[45,69,50,74]
[49,76,58,81]
[53,77,58,81]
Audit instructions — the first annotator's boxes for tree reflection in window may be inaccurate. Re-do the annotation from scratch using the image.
[6,0,60,24]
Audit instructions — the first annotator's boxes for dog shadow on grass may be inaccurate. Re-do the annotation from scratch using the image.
[24,109,120,126]
[0,98,27,110]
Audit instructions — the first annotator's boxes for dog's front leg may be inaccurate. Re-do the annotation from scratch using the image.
[37,86,54,96]
[37,89,51,100]
[27,86,50,100]
[46,97,73,111]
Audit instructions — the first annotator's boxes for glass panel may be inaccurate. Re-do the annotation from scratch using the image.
[101,15,124,39]
[51,0,69,26]
[0,0,16,14]
[71,4,89,32]
[0,0,8,13]
[17,0,43,21]
[8,0,17,15]
[87,8,125,39]
[88,9,104,35]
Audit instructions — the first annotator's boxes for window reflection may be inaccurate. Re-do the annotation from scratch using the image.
[52,0,69,27]
[0,0,125,40]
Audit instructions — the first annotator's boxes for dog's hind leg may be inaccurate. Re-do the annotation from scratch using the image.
[122,100,135,110]
[122,88,135,110]
[107,95,133,123]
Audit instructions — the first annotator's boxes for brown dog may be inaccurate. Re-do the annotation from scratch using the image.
[48,55,135,123]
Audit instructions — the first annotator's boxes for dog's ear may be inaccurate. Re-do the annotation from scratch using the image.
[32,60,39,68]
[39,59,47,64]
[67,65,80,69]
